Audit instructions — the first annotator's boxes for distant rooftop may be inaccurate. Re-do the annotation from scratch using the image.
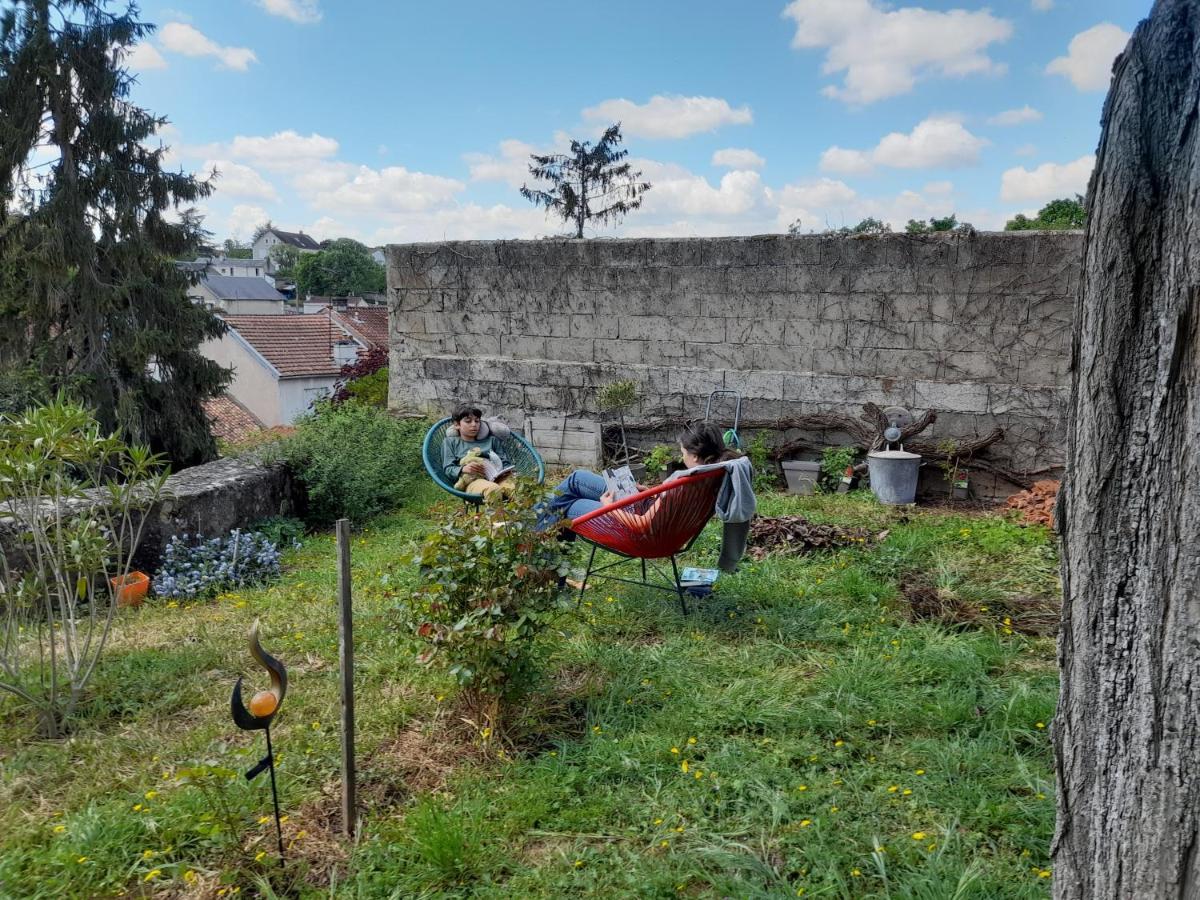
[266,229,321,251]
[329,305,388,350]
[200,272,286,302]
[222,313,360,377]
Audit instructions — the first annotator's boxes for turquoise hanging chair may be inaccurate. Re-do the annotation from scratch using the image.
[421,417,546,504]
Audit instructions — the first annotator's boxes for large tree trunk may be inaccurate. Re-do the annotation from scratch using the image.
[1055,1,1200,897]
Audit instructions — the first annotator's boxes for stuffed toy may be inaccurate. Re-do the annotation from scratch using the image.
[454,447,486,491]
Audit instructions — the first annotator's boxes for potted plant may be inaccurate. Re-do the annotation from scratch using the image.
[597,379,640,473]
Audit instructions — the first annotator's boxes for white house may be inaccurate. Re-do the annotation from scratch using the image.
[253,228,322,271]
[203,256,270,278]
[201,313,366,426]
[188,272,288,315]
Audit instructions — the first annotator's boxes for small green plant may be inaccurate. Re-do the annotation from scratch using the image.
[597,379,639,464]
[745,431,779,493]
[283,401,428,526]
[401,486,569,732]
[937,439,965,485]
[0,396,169,737]
[407,798,482,884]
[642,443,675,480]
[819,445,858,492]
[250,515,306,549]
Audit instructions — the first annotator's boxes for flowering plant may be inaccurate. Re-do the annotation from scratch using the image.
[154,530,284,600]
[400,486,569,727]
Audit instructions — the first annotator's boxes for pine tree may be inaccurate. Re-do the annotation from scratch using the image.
[520,124,651,238]
[0,0,229,467]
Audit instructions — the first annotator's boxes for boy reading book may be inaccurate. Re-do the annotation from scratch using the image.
[441,404,517,499]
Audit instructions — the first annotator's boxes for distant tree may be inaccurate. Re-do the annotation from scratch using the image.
[269,243,300,276]
[250,220,273,244]
[295,238,386,297]
[905,214,970,233]
[787,218,805,236]
[0,0,229,467]
[1005,195,1087,231]
[221,238,252,258]
[828,217,891,235]
[520,123,651,238]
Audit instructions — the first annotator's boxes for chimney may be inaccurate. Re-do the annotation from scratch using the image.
[333,340,358,367]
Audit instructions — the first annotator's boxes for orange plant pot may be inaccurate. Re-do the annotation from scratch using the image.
[110,571,151,607]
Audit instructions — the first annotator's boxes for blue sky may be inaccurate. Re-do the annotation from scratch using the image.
[124,0,1149,245]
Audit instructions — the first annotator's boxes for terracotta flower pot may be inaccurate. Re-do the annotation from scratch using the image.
[110,571,151,607]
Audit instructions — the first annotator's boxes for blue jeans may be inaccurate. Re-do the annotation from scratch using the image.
[536,469,606,530]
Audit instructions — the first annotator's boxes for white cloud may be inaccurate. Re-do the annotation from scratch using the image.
[821,116,986,174]
[159,23,257,71]
[819,146,874,176]
[783,0,1012,105]
[581,95,752,140]
[257,0,321,24]
[1031,0,1053,10]
[203,159,279,202]
[228,130,340,168]
[1000,154,1094,203]
[711,148,765,170]
[631,160,766,219]
[125,41,168,70]
[1014,143,1037,157]
[923,180,954,195]
[1046,23,1130,91]
[464,139,542,188]
[311,165,464,216]
[225,204,271,241]
[988,105,1043,126]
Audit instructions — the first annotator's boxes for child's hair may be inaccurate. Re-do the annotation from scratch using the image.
[451,404,483,423]
[677,421,742,464]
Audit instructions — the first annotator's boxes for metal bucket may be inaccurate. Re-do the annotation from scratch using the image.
[867,450,921,505]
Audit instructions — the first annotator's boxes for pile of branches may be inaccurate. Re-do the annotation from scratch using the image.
[1004,479,1059,528]
[747,515,885,560]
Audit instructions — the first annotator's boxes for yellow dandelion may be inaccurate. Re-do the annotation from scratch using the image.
[53,825,66,834]
[915,769,925,775]
[574,859,584,868]
[592,725,602,734]
[687,737,697,745]
[912,832,927,840]
[674,826,685,833]
[797,784,808,792]
[184,870,198,884]
[1038,870,1051,878]
[681,760,689,773]
[258,815,271,824]
[851,868,862,877]
[887,785,899,793]
[142,850,156,859]
[480,727,492,739]
[144,790,158,800]
[694,771,703,780]
[143,869,162,882]
[132,803,143,812]
[76,856,88,864]
[829,805,839,813]
[660,840,670,848]
[1036,792,1046,800]
[1036,722,1046,729]
[255,851,266,862]
[671,746,680,754]
[654,818,664,825]
[834,740,844,747]
[800,819,812,827]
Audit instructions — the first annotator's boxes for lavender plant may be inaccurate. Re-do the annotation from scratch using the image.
[154,530,284,600]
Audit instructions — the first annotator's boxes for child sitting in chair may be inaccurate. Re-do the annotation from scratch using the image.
[441,404,517,500]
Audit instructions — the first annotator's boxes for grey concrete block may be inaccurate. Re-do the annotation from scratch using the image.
[783,320,848,349]
[726,317,787,345]
[987,384,1070,416]
[570,314,620,339]
[544,337,596,363]
[501,334,548,359]
[914,380,990,413]
[668,367,725,395]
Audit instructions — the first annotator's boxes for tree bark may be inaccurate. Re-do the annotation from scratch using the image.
[1055,2,1200,898]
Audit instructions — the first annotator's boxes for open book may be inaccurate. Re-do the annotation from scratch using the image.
[602,465,639,501]
[481,451,515,482]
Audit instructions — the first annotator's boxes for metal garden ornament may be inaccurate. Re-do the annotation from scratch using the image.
[231,620,288,861]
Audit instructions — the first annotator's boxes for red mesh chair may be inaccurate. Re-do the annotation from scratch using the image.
[569,469,725,614]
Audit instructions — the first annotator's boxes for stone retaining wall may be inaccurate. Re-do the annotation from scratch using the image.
[387,232,1080,494]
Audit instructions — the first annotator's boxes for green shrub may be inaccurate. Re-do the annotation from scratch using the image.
[820,445,858,490]
[643,443,675,479]
[249,515,306,548]
[745,431,780,493]
[283,402,427,526]
[344,367,389,408]
[401,486,569,730]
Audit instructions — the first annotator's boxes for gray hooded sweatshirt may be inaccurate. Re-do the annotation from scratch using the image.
[666,455,757,571]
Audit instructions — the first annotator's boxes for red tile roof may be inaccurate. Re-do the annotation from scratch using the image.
[222,313,360,377]
[332,306,388,350]
[204,394,265,443]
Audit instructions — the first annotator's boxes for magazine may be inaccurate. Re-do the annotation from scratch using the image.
[481,451,515,482]
[602,464,639,501]
[680,567,720,587]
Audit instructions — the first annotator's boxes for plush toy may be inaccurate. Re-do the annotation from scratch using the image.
[454,447,486,491]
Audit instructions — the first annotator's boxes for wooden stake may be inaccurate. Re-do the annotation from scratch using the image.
[336,518,356,838]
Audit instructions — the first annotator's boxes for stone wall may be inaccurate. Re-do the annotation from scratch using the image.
[2,456,304,575]
[387,232,1080,494]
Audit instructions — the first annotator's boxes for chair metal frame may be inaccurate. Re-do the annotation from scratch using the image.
[569,469,725,614]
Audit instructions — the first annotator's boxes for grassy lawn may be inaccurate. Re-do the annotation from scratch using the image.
[0,482,1060,899]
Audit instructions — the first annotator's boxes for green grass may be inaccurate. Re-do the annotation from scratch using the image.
[0,485,1059,898]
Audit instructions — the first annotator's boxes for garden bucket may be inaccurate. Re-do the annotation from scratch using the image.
[866,450,921,505]
[111,571,151,607]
